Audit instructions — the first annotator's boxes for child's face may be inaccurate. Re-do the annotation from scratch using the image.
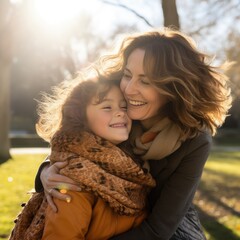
[86,85,132,145]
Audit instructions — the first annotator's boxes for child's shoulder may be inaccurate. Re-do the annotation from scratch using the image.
[51,130,84,148]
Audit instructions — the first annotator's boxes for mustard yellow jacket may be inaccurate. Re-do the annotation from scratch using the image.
[42,191,146,240]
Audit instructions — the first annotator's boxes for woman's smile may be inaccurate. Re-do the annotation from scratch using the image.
[128,99,147,106]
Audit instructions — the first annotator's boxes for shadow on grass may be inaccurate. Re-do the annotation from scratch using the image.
[198,168,240,218]
[202,167,240,191]
[210,151,240,161]
[0,234,8,239]
[195,206,240,240]
[194,165,240,239]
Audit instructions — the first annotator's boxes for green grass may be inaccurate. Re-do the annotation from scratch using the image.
[0,154,46,240]
[194,150,240,240]
[0,150,240,239]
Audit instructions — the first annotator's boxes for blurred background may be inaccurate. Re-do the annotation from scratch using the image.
[0,1,240,239]
[0,0,240,161]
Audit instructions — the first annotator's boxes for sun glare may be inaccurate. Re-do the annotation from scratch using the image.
[34,0,82,26]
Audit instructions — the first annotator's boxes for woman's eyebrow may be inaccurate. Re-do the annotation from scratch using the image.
[124,68,131,73]
[124,67,146,77]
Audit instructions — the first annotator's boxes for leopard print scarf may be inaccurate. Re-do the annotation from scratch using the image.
[9,131,155,240]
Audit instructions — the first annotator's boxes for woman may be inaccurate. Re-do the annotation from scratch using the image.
[35,28,232,239]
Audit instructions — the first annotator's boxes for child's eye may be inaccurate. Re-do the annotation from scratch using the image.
[121,106,127,111]
[102,106,112,110]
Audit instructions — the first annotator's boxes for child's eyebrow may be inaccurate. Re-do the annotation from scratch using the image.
[100,99,126,104]
[96,99,113,105]
[101,99,113,102]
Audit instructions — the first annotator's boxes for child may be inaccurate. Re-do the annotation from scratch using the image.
[9,75,155,240]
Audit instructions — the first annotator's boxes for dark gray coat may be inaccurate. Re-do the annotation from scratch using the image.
[111,131,211,240]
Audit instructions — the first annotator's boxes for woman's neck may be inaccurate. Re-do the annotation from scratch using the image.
[140,115,165,130]
[140,106,170,130]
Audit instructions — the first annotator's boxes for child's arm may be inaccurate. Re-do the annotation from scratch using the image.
[42,191,96,240]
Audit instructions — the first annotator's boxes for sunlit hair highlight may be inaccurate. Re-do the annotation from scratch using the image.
[96,27,232,138]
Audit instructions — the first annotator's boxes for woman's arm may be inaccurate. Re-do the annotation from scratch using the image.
[34,160,82,212]
[111,132,211,240]
[34,159,50,192]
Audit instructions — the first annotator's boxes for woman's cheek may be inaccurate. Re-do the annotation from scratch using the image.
[120,79,126,93]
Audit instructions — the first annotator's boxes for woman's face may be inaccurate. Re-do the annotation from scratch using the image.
[120,48,168,121]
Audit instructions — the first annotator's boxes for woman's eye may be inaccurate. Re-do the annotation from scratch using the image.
[123,73,132,80]
[141,79,150,85]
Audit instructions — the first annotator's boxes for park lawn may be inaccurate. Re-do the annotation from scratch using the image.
[0,150,240,240]
[194,151,240,240]
[0,154,46,240]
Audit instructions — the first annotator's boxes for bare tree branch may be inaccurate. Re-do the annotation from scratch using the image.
[188,0,240,35]
[101,0,153,28]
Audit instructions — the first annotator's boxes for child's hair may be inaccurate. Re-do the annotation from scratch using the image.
[36,74,120,142]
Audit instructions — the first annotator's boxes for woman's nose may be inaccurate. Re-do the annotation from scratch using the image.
[124,79,138,95]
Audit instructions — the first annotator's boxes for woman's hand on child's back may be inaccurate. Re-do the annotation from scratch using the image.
[41,161,82,212]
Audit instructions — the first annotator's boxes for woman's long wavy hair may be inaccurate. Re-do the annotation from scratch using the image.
[96,28,232,138]
[36,73,120,142]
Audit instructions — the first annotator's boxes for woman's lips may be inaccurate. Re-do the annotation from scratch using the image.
[128,99,147,106]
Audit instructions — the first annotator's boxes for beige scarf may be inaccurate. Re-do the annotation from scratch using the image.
[131,117,184,162]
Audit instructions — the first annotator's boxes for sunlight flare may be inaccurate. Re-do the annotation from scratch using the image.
[7,176,14,182]
[60,188,68,194]
[34,0,82,26]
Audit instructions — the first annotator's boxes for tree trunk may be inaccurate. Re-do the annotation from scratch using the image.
[0,60,11,163]
[161,0,180,29]
[0,1,13,163]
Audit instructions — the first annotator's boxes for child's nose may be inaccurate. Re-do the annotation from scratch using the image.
[115,109,125,117]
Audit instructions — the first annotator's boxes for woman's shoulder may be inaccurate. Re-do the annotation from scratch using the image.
[182,130,212,155]
[189,130,212,145]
